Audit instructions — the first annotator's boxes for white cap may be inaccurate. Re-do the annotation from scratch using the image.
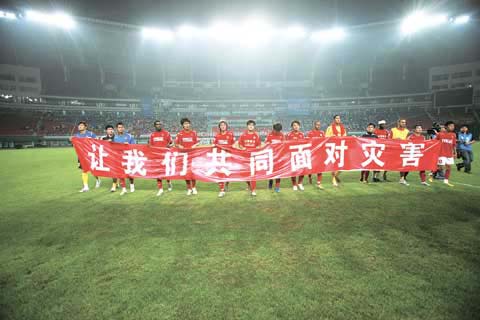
[378,120,386,125]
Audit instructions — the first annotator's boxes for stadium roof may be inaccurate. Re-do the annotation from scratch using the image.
[4,0,478,27]
[1,0,479,98]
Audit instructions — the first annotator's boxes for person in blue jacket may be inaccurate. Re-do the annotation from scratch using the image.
[71,121,101,192]
[456,124,475,174]
[113,122,137,195]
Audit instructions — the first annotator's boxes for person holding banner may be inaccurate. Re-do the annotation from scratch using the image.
[408,124,430,186]
[213,120,235,198]
[114,122,136,195]
[286,120,306,191]
[373,120,390,182]
[360,123,378,183]
[149,120,173,196]
[175,118,200,196]
[72,128,442,189]
[101,124,119,192]
[325,115,347,187]
[435,121,457,187]
[265,123,285,193]
[389,119,410,186]
[429,124,446,182]
[71,121,101,192]
[236,120,262,197]
[307,120,325,189]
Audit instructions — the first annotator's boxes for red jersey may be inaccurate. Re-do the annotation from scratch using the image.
[175,130,198,148]
[265,131,285,144]
[238,131,261,150]
[306,130,325,138]
[214,131,235,146]
[149,130,172,147]
[374,129,390,139]
[408,134,425,143]
[286,131,305,140]
[436,132,457,157]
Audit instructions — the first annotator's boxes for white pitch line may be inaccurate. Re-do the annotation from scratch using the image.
[454,182,480,189]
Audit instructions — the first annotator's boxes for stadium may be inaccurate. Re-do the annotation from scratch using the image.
[0,1,479,319]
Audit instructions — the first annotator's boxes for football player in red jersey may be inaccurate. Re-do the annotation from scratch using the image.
[235,120,262,196]
[435,121,457,187]
[306,120,325,189]
[429,124,446,182]
[149,120,173,196]
[175,118,200,195]
[408,124,430,186]
[373,120,390,182]
[265,123,284,192]
[286,120,306,191]
[213,120,235,198]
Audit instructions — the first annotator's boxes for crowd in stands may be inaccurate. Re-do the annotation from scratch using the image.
[0,104,476,138]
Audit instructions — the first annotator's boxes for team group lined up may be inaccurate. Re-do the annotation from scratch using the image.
[72,114,474,197]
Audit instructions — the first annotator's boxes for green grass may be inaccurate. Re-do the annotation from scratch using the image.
[1,146,479,320]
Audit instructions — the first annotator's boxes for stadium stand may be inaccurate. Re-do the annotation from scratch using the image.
[1,90,478,148]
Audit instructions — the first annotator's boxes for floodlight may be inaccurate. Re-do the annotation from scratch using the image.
[25,10,75,29]
[176,25,200,39]
[0,10,17,20]
[310,27,346,42]
[285,25,307,39]
[239,16,274,47]
[453,15,470,24]
[207,21,239,42]
[400,11,448,35]
[142,27,175,42]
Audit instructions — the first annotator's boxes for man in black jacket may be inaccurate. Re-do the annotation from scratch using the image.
[101,125,117,192]
[360,123,378,183]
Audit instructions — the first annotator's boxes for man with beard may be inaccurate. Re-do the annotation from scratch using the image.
[149,120,173,196]
[373,120,390,182]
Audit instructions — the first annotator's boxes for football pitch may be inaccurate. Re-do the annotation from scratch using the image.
[1,146,479,320]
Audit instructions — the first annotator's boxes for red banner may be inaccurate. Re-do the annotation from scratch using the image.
[72,137,441,182]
